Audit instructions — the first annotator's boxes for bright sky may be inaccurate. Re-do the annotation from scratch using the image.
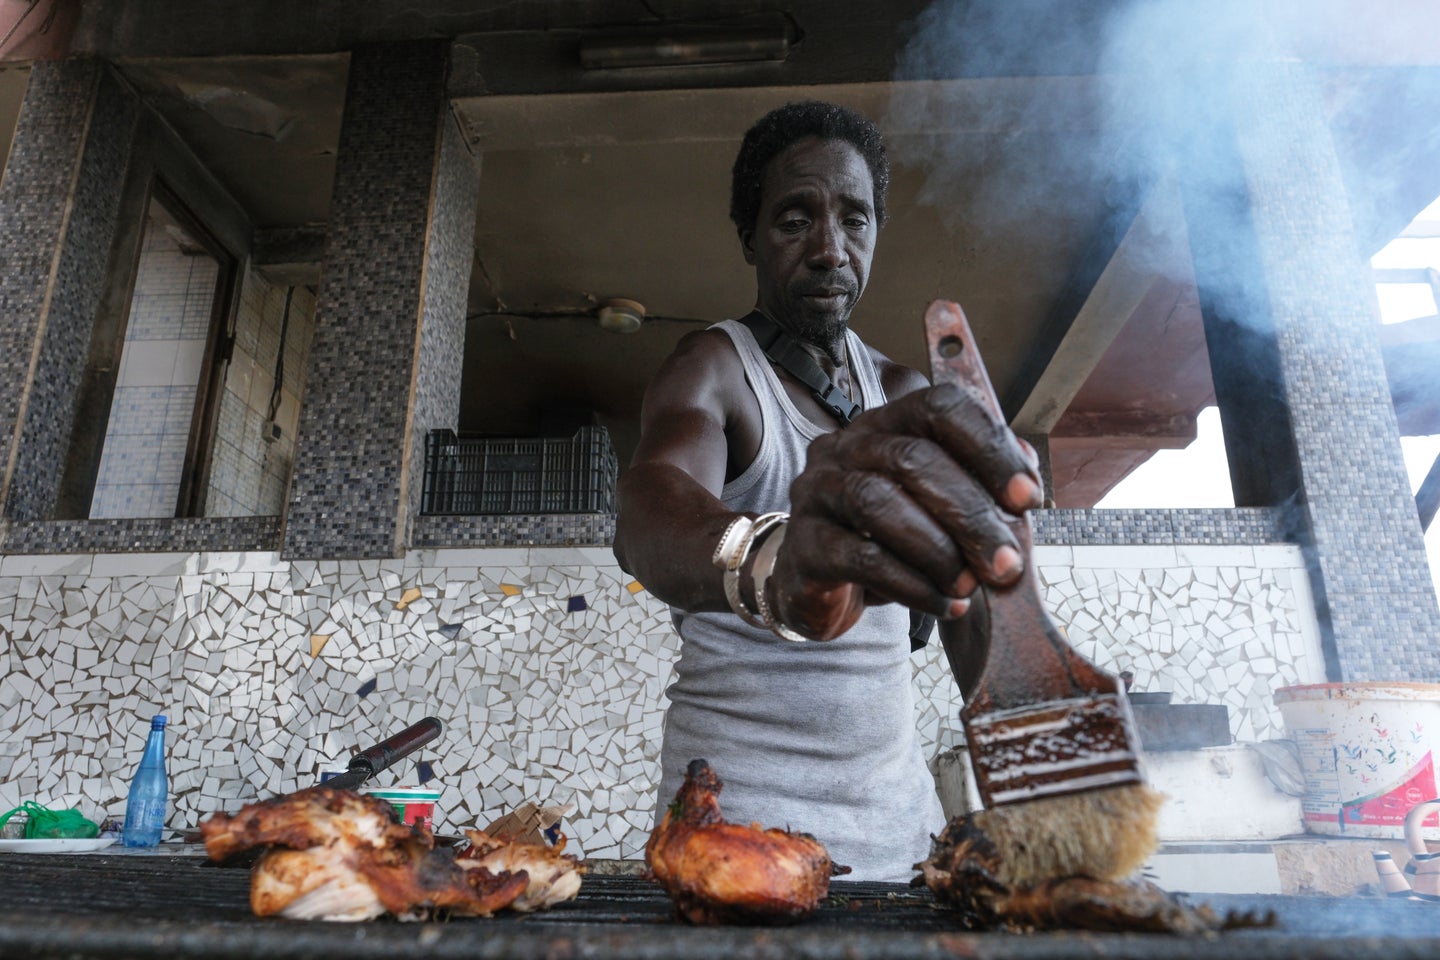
[1098,196,1440,608]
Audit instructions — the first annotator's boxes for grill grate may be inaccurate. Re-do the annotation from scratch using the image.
[6,853,1440,960]
[0,852,951,929]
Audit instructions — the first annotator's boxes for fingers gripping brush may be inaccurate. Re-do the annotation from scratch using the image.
[924,300,1164,887]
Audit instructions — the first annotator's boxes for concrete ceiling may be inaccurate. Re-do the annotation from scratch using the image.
[100,55,1175,487]
[8,0,1437,504]
[450,79,1142,466]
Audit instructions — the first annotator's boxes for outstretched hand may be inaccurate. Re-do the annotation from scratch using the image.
[770,380,1042,641]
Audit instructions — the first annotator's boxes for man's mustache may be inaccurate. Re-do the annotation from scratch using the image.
[792,273,857,299]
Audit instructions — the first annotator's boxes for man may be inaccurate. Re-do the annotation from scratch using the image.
[613,101,1040,881]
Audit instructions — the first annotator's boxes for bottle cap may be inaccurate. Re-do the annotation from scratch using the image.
[152,715,167,727]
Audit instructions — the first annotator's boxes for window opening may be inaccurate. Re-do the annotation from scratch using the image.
[88,186,235,519]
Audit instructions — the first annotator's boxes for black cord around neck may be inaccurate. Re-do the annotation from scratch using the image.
[737,311,861,425]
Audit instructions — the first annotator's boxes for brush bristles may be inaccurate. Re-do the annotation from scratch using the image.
[971,783,1166,887]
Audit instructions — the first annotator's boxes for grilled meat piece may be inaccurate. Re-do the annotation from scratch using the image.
[202,786,407,861]
[646,758,839,925]
[919,812,1275,933]
[457,828,584,911]
[201,786,528,921]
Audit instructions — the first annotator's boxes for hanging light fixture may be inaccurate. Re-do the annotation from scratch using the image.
[597,298,646,333]
[579,13,799,70]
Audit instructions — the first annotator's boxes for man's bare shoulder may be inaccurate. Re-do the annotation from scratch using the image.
[650,327,743,398]
[669,325,739,366]
[639,324,752,421]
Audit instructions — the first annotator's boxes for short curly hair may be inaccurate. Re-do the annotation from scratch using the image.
[729,100,889,236]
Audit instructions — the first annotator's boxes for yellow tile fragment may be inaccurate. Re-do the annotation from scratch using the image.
[626,581,645,595]
[395,587,422,611]
[499,583,522,597]
[309,634,331,658]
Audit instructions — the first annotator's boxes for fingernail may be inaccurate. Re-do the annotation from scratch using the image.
[992,545,1022,579]
[953,570,978,597]
[947,597,970,618]
[1006,473,1042,510]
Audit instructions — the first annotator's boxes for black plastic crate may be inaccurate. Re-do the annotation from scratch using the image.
[422,426,618,515]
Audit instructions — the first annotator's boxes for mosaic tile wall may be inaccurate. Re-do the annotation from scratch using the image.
[412,513,617,548]
[0,541,1322,857]
[1227,61,1440,679]
[207,269,316,517]
[1034,507,1287,546]
[283,40,466,560]
[1,517,281,555]
[0,62,140,521]
[408,507,1276,551]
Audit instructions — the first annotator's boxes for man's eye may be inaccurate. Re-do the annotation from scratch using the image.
[844,216,869,230]
[780,218,809,233]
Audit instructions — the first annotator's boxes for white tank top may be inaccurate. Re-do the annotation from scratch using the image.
[656,318,946,882]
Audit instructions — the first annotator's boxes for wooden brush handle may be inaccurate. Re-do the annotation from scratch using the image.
[970,519,1118,712]
[924,301,1119,713]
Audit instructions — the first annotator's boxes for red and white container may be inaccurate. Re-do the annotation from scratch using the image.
[365,786,441,831]
[1275,682,1440,840]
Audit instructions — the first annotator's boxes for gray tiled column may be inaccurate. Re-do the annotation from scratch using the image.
[1191,62,1440,680]
[0,62,139,521]
[283,41,479,559]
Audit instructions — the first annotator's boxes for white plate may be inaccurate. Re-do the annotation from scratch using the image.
[0,838,116,853]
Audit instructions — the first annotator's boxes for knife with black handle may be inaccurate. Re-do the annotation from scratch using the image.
[321,717,444,792]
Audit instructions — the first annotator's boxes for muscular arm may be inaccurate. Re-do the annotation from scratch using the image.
[612,330,751,613]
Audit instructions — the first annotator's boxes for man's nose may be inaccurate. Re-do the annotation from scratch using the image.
[806,217,847,269]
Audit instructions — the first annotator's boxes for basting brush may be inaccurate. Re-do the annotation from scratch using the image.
[924,299,1164,887]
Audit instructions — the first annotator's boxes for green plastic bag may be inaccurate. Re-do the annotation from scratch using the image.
[0,800,99,839]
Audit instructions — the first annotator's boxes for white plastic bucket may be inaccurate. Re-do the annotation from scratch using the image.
[1274,682,1440,839]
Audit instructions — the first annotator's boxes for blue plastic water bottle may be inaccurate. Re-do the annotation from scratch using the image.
[122,715,168,848]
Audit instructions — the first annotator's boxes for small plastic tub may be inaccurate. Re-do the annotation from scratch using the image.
[365,786,441,831]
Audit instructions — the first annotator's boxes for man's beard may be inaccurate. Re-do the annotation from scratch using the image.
[787,310,848,362]
[783,275,857,362]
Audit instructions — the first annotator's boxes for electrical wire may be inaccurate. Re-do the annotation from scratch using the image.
[267,286,293,424]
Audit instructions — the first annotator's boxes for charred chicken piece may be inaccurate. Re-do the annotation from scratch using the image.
[457,828,585,912]
[918,813,1275,934]
[646,758,841,925]
[201,786,528,921]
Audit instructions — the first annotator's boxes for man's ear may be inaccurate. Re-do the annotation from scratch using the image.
[739,229,757,266]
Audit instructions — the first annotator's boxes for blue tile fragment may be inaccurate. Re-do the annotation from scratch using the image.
[567,595,587,612]
[417,760,435,784]
[356,677,377,698]
[437,623,461,640]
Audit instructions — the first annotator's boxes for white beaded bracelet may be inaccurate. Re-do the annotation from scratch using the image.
[711,515,753,571]
[711,512,788,627]
[749,522,809,643]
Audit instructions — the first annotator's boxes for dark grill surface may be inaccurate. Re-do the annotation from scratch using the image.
[3,853,1440,960]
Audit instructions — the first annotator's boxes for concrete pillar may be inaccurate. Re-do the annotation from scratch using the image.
[283,40,479,559]
[0,62,140,521]
[1184,61,1440,680]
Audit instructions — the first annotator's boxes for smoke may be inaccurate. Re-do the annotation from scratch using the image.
[886,0,1440,282]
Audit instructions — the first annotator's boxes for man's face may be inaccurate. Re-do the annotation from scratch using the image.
[742,137,877,352]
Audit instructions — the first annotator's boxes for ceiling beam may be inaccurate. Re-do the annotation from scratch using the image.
[450,76,1109,153]
[1007,181,1186,434]
[1419,452,1440,533]
[1048,410,1197,449]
